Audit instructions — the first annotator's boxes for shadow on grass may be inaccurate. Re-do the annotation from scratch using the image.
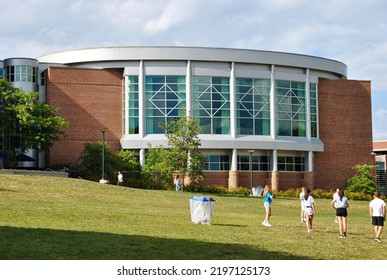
[0,226,311,260]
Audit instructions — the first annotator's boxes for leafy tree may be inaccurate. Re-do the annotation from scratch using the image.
[77,143,140,183]
[77,142,120,182]
[141,144,174,188]
[0,79,68,167]
[115,149,140,172]
[346,164,379,194]
[159,109,204,184]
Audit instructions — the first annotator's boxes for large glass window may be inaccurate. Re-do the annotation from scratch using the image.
[192,76,230,134]
[4,65,38,83]
[126,76,139,134]
[238,154,270,171]
[201,154,230,171]
[278,156,305,171]
[310,83,318,138]
[145,76,186,134]
[276,80,306,137]
[236,78,270,135]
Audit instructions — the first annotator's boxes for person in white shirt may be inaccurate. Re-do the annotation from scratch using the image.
[117,171,123,186]
[330,189,349,238]
[333,188,340,223]
[369,191,386,243]
[299,187,307,222]
[303,189,316,233]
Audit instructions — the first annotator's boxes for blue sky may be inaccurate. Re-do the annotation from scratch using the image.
[1,0,386,140]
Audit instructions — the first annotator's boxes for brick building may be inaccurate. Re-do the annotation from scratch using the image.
[0,47,374,190]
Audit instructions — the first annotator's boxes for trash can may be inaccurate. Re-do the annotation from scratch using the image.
[252,187,258,196]
[257,186,264,197]
[189,196,216,225]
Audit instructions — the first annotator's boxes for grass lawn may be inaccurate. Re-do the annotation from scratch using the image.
[0,174,386,260]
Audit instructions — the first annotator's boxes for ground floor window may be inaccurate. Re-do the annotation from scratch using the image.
[278,156,305,171]
[201,155,230,171]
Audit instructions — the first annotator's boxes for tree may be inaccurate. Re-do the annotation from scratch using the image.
[159,109,204,184]
[0,79,68,168]
[77,142,140,183]
[142,144,175,188]
[77,142,119,182]
[346,164,379,194]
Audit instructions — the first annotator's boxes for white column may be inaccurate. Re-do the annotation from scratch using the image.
[186,60,192,115]
[270,65,276,139]
[139,60,145,138]
[140,148,145,168]
[308,151,313,172]
[272,149,278,171]
[231,148,238,171]
[306,68,311,140]
[230,62,236,138]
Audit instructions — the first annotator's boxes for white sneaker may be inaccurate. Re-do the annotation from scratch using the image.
[262,221,267,226]
[266,223,272,227]
[307,229,314,233]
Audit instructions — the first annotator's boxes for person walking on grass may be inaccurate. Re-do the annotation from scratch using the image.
[262,185,274,227]
[333,188,340,223]
[369,191,386,243]
[331,189,349,238]
[299,187,307,222]
[174,174,181,191]
[303,189,316,233]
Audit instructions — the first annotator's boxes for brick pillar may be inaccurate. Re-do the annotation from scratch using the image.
[271,171,279,191]
[228,171,239,189]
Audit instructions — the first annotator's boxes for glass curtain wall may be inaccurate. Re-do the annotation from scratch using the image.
[275,80,306,137]
[126,76,139,134]
[236,78,270,135]
[310,83,318,138]
[192,76,230,134]
[145,76,186,134]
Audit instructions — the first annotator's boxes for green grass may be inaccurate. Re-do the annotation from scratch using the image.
[0,174,385,260]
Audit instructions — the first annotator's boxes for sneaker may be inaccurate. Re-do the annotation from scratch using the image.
[307,229,314,233]
[262,221,267,226]
[265,223,272,227]
[339,235,344,238]
[375,238,382,243]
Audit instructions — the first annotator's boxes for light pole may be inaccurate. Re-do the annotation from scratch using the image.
[99,128,109,184]
[248,149,255,189]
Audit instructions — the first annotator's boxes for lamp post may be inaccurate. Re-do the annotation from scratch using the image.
[99,128,109,184]
[248,149,255,189]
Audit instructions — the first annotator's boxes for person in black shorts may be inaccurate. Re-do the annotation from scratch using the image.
[369,192,386,243]
[330,189,349,238]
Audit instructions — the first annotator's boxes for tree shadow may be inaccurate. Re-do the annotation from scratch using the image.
[0,226,311,260]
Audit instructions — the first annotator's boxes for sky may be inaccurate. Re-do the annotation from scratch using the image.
[1,0,386,140]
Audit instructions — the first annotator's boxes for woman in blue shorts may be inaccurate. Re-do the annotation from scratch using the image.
[262,185,273,227]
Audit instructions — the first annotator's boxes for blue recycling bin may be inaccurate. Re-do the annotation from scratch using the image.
[189,196,216,225]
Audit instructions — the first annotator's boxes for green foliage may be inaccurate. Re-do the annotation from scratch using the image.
[346,164,379,194]
[76,142,121,182]
[141,144,175,189]
[184,184,251,196]
[115,149,140,172]
[0,79,68,167]
[159,109,204,181]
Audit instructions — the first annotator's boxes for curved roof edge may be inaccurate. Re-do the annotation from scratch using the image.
[37,46,347,77]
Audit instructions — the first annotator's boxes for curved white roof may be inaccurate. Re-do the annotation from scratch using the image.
[37,46,347,77]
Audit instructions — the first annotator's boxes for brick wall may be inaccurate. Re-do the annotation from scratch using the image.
[46,67,123,166]
[314,78,373,190]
